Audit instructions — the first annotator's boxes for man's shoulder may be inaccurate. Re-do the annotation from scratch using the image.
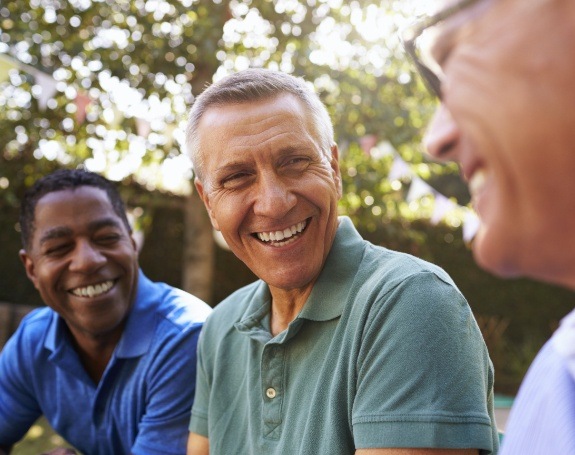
[1,306,53,355]
[14,306,53,334]
[338,242,468,328]
[360,241,457,290]
[141,278,212,329]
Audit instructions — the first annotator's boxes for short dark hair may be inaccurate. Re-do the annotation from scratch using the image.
[19,169,131,250]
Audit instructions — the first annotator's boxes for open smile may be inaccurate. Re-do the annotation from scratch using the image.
[69,279,116,298]
[253,218,309,246]
[468,168,487,199]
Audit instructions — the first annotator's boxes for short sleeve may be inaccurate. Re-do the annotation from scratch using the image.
[188,326,210,437]
[0,324,42,445]
[131,324,203,455]
[352,271,496,453]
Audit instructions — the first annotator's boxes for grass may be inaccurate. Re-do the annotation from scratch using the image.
[12,417,78,455]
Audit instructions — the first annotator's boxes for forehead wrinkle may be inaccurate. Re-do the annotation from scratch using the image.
[226,113,307,140]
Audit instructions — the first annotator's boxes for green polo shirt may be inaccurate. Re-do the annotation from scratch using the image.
[190,217,498,454]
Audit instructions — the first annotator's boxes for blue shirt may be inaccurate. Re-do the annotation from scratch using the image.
[501,308,575,454]
[0,270,211,455]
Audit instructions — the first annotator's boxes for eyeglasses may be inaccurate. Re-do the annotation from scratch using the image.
[402,0,483,99]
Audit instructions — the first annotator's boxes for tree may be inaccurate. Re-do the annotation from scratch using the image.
[1,0,448,303]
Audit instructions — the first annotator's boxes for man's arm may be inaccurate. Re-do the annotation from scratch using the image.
[351,272,497,453]
[356,449,478,455]
[187,432,209,455]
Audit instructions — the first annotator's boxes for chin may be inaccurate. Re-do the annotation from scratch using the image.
[472,229,523,279]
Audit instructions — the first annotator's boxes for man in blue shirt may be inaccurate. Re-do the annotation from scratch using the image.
[0,169,211,455]
[403,0,575,453]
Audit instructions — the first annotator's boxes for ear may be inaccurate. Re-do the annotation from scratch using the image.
[130,232,141,254]
[194,178,220,231]
[19,249,40,290]
[329,144,343,199]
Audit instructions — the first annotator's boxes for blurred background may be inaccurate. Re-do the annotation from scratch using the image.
[1,0,573,451]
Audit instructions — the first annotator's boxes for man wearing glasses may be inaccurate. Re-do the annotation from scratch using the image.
[404,0,575,453]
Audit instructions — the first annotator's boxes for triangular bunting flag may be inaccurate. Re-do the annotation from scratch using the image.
[430,193,457,225]
[463,210,481,243]
[370,140,396,159]
[406,177,433,202]
[388,155,413,181]
[34,71,58,111]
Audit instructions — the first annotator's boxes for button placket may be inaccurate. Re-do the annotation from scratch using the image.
[261,344,284,439]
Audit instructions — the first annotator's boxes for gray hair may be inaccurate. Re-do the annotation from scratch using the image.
[185,68,335,181]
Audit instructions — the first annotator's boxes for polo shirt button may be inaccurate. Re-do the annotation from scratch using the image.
[266,387,276,399]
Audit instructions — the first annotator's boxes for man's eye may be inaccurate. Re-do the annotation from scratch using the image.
[44,244,70,256]
[97,234,121,244]
[221,172,251,188]
[284,157,310,170]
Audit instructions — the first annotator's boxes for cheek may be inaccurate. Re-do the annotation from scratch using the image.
[210,195,245,233]
[33,262,60,287]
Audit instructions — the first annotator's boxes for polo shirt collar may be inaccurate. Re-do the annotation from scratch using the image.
[234,282,273,344]
[236,216,366,335]
[45,310,63,352]
[298,216,365,322]
[115,269,156,358]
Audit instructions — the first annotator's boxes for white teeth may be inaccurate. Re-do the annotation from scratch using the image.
[260,232,270,242]
[257,220,307,243]
[469,169,487,197]
[71,280,114,298]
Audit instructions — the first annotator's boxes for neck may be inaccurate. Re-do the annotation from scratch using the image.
[269,285,314,336]
[78,344,116,383]
[69,326,123,383]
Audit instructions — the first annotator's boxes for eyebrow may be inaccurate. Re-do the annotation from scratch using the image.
[38,218,124,246]
[214,161,250,176]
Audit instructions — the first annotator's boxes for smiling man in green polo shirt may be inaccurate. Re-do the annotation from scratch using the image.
[184,68,499,455]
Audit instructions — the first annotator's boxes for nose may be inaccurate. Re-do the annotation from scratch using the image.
[69,240,106,273]
[423,104,460,161]
[252,171,297,219]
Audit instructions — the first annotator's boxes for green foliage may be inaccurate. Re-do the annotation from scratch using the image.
[1,0,439,197]
[2,0,573,400]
